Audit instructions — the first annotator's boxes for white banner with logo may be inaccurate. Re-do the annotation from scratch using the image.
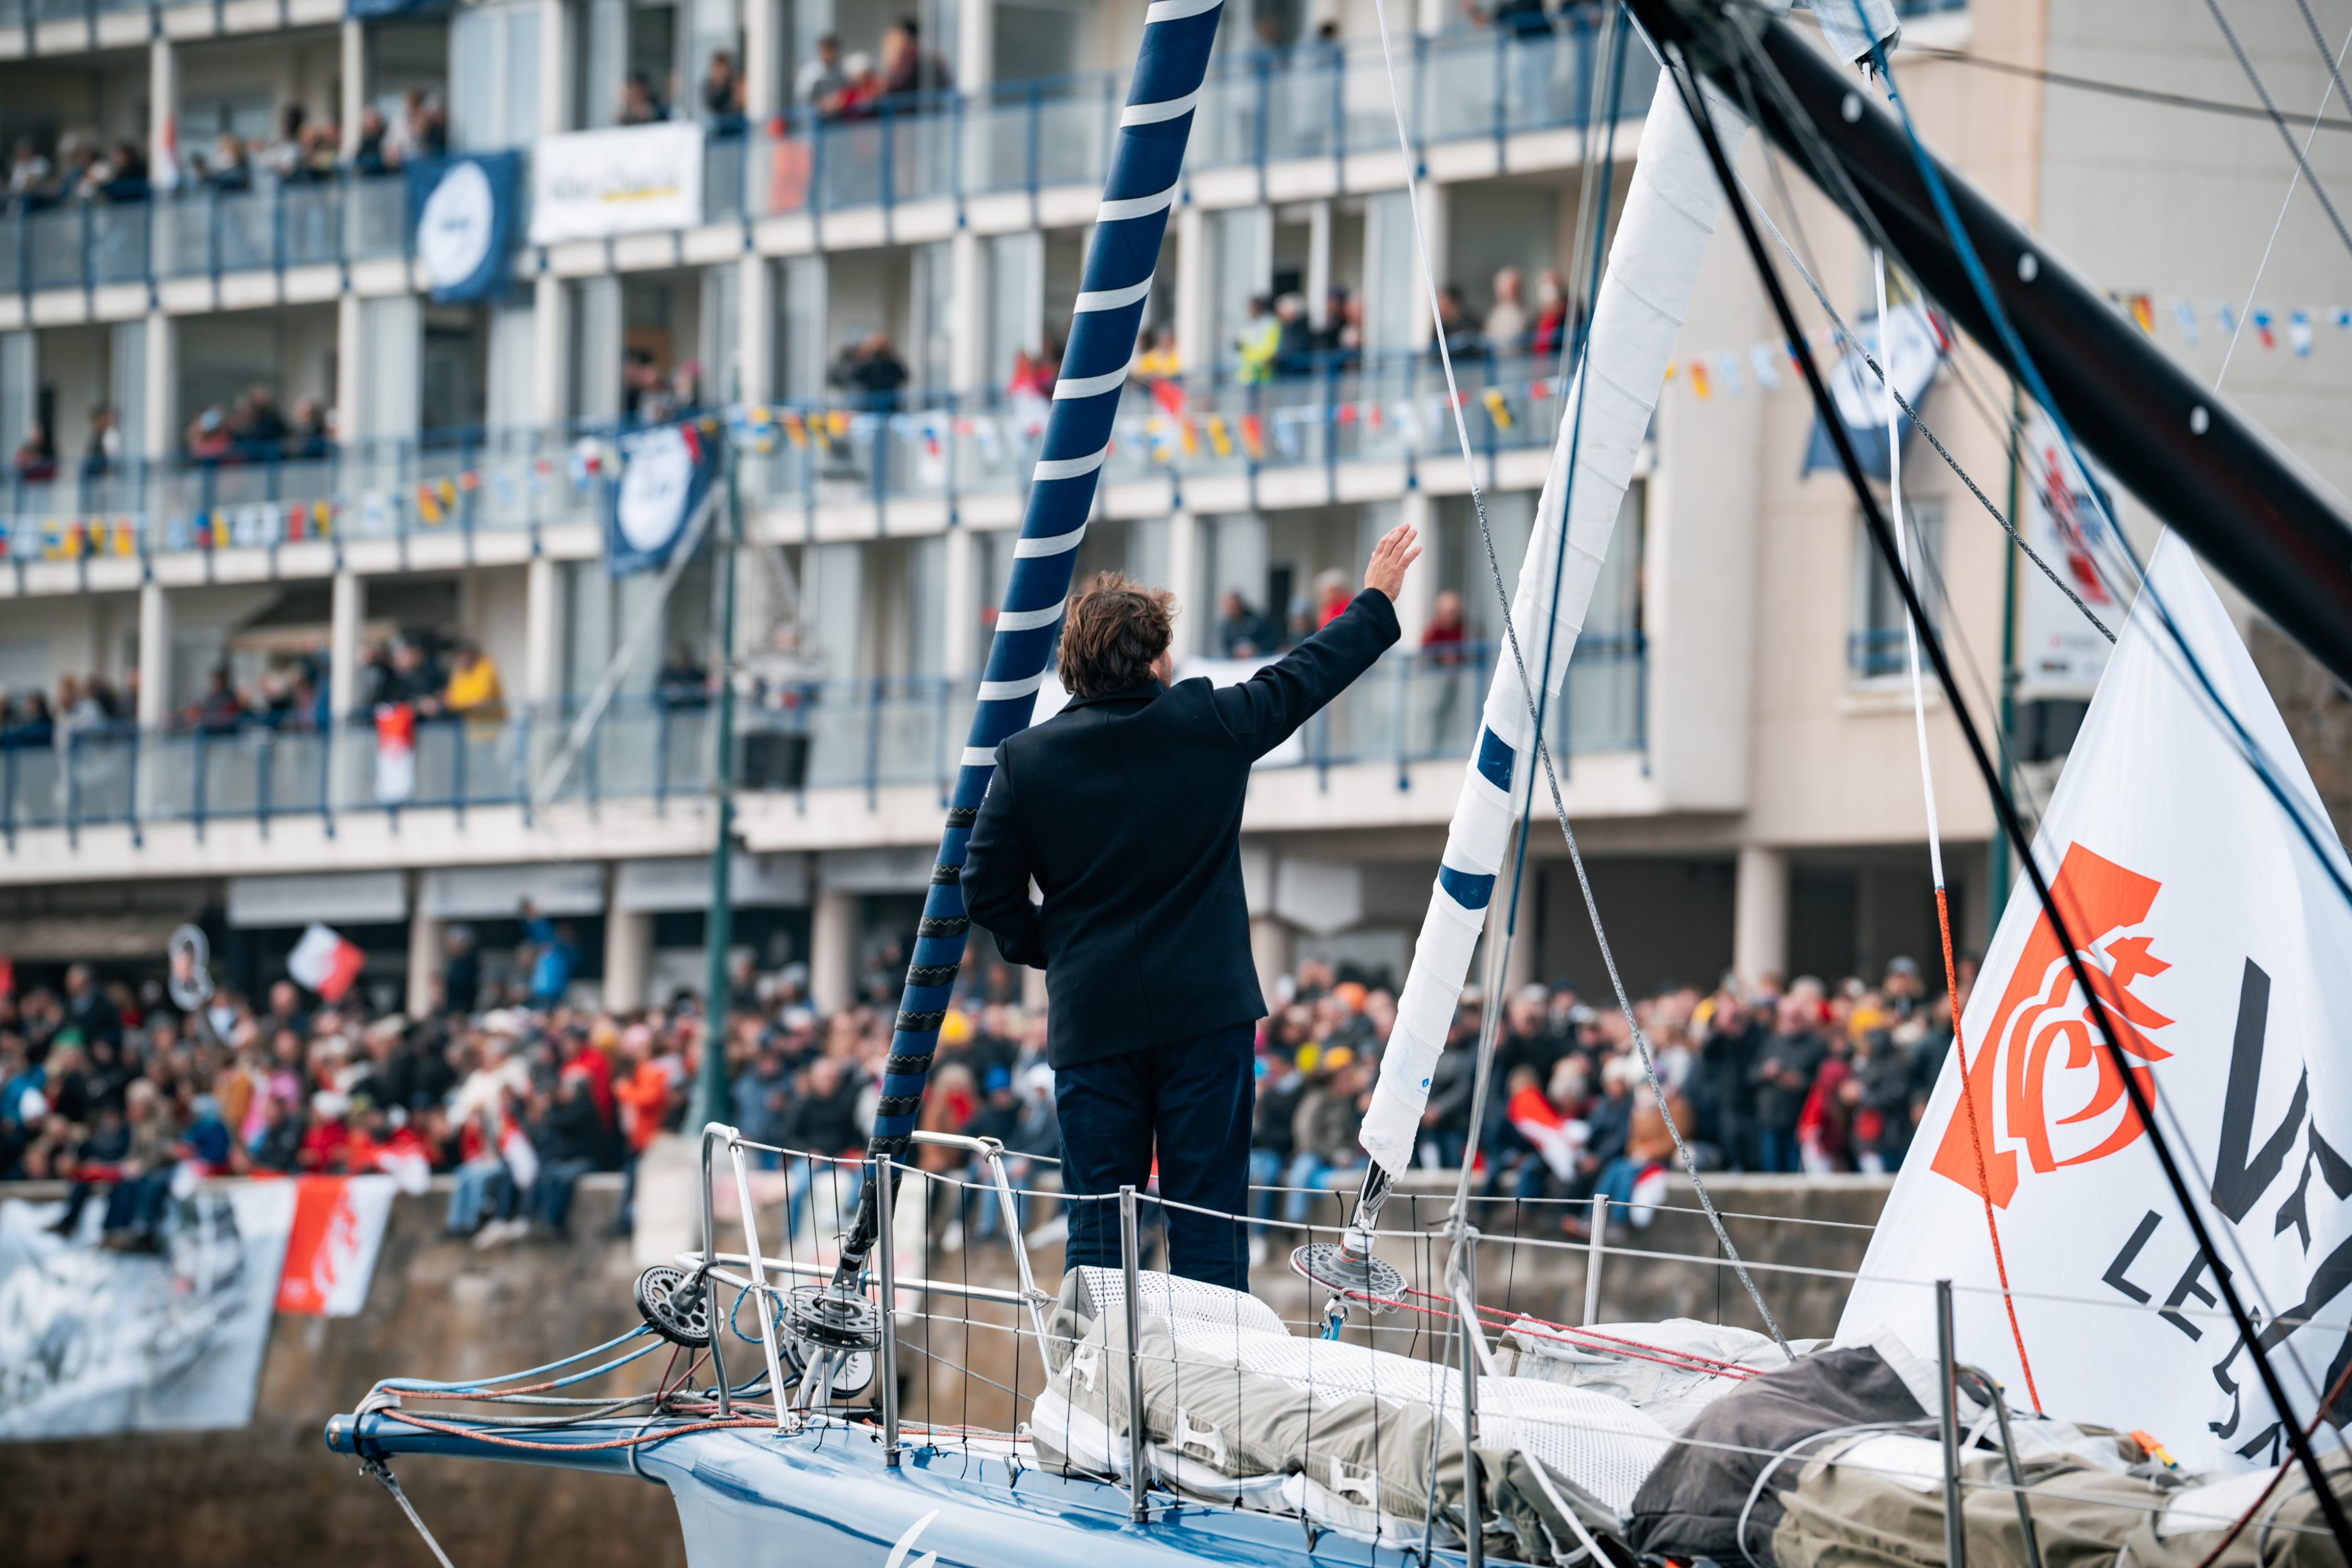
[1840,534,2352,1471]
[0,1183,296,1439]
[528,123,704,246]
[2015,410,2124,701]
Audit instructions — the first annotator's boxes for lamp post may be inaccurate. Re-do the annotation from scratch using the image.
[694,437,741,1132]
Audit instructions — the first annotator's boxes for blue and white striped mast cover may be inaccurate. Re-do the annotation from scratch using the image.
[832,0,1226,1283]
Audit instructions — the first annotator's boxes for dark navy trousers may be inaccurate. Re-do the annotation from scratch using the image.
[1055,1022,1255,1290]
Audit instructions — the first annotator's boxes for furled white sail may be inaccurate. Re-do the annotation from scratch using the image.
[1356,72,1753,1177]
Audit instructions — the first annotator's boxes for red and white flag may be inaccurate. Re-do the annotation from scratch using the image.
[287,922,365,1003]
[1841,535,2352,1471]
[275,1174,397,1316]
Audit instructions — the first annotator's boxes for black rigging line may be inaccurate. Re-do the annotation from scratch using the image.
[2203,0,2352,259]
[1656,37,2352,1558]
[1904,46,2352,134]
[2291,0,2352,140]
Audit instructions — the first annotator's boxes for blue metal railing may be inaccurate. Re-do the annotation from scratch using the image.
[3,21,1657,297]
[1,351,1582,562]
[0,638,1643,842]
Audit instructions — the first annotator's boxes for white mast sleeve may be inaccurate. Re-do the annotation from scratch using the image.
[1357,74,1751,1177]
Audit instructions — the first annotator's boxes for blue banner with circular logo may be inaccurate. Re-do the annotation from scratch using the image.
[408,152,522,304]
[606,421,720,577]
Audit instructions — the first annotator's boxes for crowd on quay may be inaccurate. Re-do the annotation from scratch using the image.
[0,920,1964,1257]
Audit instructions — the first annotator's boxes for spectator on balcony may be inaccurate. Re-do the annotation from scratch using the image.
[185,406,233,461]
[353,107,395,175]
[1273,293,1316,377]
[194,668,245,734]
[1311,568,1352,631]
[1421,589,1468,660]
[1532,267,1572,358]
[1311,285,1362,367]
[1133,326,1180,386]
[81,405,120,479]
[618,72,669,125]
[206,133,252,192]
[6,138,53,206]
[1485,266,1529,352]
[58,137,100,201]
[832,332,909,412]
[1217,590,1278,658]
[1236,294,1280,386]
[233,385,289,458]
[98,140,149,202]
[437,641,506,726]
[259,105,308,181]
[796,34,849,113]
[880,18,953,97]
[1434,283,1485,359]
[3,692,56,749]
[703,51,748,135]
[12,421,56,483]
[655,644,709,709]
[287,398,330,459]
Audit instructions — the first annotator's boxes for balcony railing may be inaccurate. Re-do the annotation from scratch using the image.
[0,350,1584,562]
[0,637,1643,844]
[3,21,1655,297]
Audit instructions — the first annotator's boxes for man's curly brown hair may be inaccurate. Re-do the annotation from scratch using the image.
[1057,572,1177,699]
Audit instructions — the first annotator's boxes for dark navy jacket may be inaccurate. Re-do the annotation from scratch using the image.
[963,589,1401,1068]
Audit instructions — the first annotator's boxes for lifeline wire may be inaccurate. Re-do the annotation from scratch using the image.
[1362,0,1789,1358]
[1688,18,2352,1549]
[2216,10,2352,388]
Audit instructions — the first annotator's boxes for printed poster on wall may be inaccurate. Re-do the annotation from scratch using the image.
[275,1175,398,1318]
[529,122,704,246]
[2015,409,2122,701]
[0,1182,295,1440]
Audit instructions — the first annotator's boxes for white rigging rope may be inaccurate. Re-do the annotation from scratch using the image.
[2216,9,2352,388]
[1359,0,1791,1356]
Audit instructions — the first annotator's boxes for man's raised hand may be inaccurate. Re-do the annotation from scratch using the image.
[1364,522,1422,602]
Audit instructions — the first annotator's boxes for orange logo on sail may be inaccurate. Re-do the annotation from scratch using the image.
[1934,843,2176,1207]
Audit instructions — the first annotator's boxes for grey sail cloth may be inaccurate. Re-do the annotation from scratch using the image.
[1030,1268,1642,1565]
[1626,1346,1931,1565]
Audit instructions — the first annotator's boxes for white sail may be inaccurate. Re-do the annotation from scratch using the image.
[1357,72,1754,1177]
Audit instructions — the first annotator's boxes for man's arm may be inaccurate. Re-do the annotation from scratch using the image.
[961,763,1046,967]
[1213,522,1419,760]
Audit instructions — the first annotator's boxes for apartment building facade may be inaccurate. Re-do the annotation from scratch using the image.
[0,0,2343,1015]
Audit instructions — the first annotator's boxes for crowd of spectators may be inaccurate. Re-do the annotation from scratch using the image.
[794,21,955,122]
[1,916,1963,1261]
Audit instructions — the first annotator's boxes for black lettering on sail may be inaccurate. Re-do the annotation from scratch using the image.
[2104,1210,2163,1303]
[2212,960,2308,1224]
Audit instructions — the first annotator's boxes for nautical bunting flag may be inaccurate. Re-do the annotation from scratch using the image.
[287,922,366,1004]
[1841,534,2352,1472]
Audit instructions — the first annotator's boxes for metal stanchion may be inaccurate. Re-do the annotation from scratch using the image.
[876,1154,899,1468]
[1937,1279,1968,1568]
[1459,1223,1482,1568]
[1582,1194,1609,1327]
[1119,1185,1149,1524]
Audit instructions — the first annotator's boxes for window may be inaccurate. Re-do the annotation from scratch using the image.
[1850,501,1943,681]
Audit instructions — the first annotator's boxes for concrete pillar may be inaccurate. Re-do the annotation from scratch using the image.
[743,0,780,119]
[605,906,654,1012]
[136,581,171,728]
[1504,860,1540,994]
[532,274,569,427]
[1411,182,1449,349]
[524,554,564,703]
[329,569,364,721]
[1165,509,1202,655]
[948,230,985,393]
[1306,199,1332,331]
[809,886,857,1013]
[941,525,978,679]
[334,294,362,448]
[541,0,574,134]
[406,903,443,1019]
[1173,203,1206,384]
[1250,914,1292,1015]
[736,255,773,407]
[149,37,176,188]
[1394,489,1437,646]
[140,310,172,461]
[340,21,366,160]
[956,0,993,93]
[1733,844,1789,993]
[1416,0,1445,35]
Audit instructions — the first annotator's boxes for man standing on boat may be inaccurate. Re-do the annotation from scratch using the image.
[963,524,1421,1288]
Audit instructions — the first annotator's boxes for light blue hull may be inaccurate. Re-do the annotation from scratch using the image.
[327,1413,1431,1568]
